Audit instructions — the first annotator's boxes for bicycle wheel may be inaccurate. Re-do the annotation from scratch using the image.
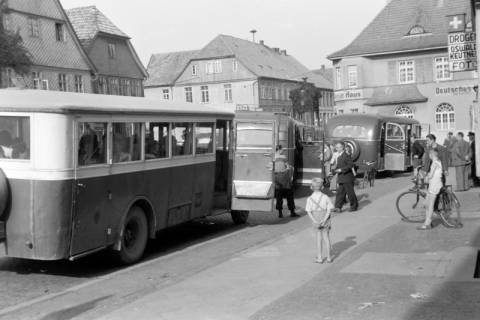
[396,191,426,223]
[437,190,462,228]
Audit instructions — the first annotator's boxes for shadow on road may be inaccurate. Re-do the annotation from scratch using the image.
[39,295,112,320]
[332,236,357,260]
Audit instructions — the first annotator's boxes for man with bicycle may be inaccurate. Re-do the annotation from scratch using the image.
[422,134,448,185]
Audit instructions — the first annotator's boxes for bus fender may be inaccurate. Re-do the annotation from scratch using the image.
[112,196,156,251]
[0,168,9,219]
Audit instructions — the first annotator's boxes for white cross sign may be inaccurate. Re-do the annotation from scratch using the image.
[450,16,463,29]
[447,14,466,33]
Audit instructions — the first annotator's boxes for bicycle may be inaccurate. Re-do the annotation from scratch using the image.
[395,166,462,228]
[360,161,376,189]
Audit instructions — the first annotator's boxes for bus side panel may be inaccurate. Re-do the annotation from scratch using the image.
[144,168,170,231]
[192,161,215,219]
[168,164,195,227]
[5,179,72,260]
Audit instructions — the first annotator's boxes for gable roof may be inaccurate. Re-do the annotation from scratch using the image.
[66,6,129,49]
[66,5,147,78]
[195,35,310,81]
[145,50,200,87]
[311,67,333,84]
[5,0,97,73]
[328,0,472,59]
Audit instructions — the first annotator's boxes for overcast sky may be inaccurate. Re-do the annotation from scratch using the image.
[60,0,387,70]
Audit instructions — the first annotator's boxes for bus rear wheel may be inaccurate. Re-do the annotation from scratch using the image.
[231,210,249,225]
[114,206,148,265]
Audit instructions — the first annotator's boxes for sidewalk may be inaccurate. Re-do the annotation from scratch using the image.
[251,188,480,320]
[97,179,457,320]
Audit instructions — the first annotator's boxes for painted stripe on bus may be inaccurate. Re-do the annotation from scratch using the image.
[0,155,215,181]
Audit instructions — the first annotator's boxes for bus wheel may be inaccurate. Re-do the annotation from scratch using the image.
[115,206,148,265]
[231,210,249,225]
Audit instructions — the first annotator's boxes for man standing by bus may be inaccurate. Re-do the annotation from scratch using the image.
[332,142,358,212]
[452,132,470,191]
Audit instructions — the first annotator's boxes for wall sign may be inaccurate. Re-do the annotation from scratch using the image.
[435,85,475,96]
[334,89,364,101]
[447,14,477,72]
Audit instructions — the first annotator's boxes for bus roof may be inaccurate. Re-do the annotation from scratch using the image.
[0,89,234,118]
[328,113,419,126]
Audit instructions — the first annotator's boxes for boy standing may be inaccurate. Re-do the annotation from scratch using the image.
[305,178,334,263]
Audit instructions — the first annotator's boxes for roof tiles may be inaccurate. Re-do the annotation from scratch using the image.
[328,0,472,59]
[145,50,200,87]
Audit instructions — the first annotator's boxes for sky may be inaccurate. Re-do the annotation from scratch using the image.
[60,0,388,70]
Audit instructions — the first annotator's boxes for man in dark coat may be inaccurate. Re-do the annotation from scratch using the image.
[411,134,424,177]
[468,132,479,186]
[332,142,358,212]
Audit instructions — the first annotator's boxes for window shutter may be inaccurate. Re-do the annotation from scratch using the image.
[388,61,397,84]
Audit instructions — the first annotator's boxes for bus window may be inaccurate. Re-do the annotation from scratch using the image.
[236,122,273,148]
[0,116,30,160]
[331,125,369,139]
[172,123,193,156]
[112,123,142,163]
[386,123,404,140]
[195,123,214,155]
[145,122,169,160]
[78,122,107,166]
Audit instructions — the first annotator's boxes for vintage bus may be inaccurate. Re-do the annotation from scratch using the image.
[0,89,256,264]
[325,114,422,172]
[232,111,305,212]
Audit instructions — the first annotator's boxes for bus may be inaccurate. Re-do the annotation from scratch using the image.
[325,114,422,172]
[232,111,305,212]
[0,89,246,264]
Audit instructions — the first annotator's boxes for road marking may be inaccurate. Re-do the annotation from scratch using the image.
[0,223,256,317]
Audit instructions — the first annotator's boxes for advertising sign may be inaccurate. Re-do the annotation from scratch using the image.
[334,89,364,101]
[447,14,477,72]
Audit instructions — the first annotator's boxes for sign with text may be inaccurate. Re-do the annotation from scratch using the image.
[435,85,475,96]
[448,31,477,72]
[334,89,364,101]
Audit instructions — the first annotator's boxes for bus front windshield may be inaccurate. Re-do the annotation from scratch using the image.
[0,116,30,160]
[236,123,273,148]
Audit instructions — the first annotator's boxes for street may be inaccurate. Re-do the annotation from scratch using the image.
[0,173,459,320]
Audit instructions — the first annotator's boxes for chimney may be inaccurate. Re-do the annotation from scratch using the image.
[259,40,265,45]
[280,49,287,55]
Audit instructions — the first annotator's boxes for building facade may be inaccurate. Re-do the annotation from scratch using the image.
[329,0,476,142]
[0,0,95,92]
[145,35,334,121]
[67,6,147,97]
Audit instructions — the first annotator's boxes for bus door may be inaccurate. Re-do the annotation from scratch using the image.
[232,121,275,212]
[214,120,231,209]
[384,122,406,171]
[70,121,111,257]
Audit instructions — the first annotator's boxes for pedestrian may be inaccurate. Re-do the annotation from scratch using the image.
[422,134,448,185]
[452,132,470,191]
[332,142,358,212]
[443,131,456,166]
[305,178,334,264]
[468,132,479,187]
[418,148,443,230]
[411,133,424,178]
[274,155,298,218]
[275,144,284,159]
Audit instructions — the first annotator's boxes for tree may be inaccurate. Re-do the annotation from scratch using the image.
[0,0,33,87]
[289,78,322,125]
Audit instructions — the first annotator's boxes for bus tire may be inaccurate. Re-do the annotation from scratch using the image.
[231,210,249,225]
[343,139,360,161]
[114,206,148,265]
[0,169,8,219]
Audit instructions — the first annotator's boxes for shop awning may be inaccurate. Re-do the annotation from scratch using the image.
[365,84,428,106]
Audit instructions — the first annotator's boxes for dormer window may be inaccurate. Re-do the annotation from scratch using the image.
[108,43,116,59]
[407,25,426,36]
